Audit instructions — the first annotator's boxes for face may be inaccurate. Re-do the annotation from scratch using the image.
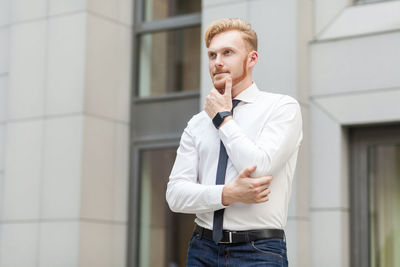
[207,30,250,92]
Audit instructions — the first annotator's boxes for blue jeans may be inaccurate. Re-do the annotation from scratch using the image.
[186,232,288,267]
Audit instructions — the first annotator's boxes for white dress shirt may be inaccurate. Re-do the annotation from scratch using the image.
[166,83,303,231]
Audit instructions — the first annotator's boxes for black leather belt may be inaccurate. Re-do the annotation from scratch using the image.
[194,224,285,244]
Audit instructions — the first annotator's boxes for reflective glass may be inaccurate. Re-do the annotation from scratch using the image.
[138,148,196,267]
[368,144,400,267]
[143,0,201,21]
[138,26,201,97]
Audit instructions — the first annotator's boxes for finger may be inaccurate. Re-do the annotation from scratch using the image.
[259,188,271,198]
[205,95,211,106]
[254,175,273,186]
[238,165,257,178]
[224,77,232,98]
[257,183,270,194]
[257,196,269,203]
[211,88,219,95]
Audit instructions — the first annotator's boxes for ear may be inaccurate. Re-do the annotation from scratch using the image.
[248,51,258,68]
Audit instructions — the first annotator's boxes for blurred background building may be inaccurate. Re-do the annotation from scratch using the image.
[0,0,399,266]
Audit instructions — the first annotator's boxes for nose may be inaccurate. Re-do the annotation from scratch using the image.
[215,54,223,67]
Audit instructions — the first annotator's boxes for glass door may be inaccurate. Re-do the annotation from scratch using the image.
[368,144,400,267]
[137,148,195,267]
[350,124,400,267]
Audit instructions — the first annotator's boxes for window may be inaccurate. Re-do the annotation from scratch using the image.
[367,145,400,267]
[134,0,201,98]
[129,2,202,266]
[350,125,400,267]
[137,148,195,267]
[143,0,201,21]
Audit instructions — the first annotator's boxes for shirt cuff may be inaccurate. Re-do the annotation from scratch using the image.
[207,184,226,209]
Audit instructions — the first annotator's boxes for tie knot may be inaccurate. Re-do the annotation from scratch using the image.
[232,99,241,110]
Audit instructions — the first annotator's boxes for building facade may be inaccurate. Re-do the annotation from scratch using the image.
[0,0,399,267]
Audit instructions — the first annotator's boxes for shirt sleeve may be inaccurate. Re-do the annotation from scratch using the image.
[166,124,226,214]
[219,96,303,177]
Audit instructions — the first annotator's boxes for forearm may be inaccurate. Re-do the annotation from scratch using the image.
[166,179,225,213]
[166,124,227,213]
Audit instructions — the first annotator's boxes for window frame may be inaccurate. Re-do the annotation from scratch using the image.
[132,0,201,102]
[127,138,180,267]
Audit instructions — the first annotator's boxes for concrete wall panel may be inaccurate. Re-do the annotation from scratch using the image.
[311,32,400,96]
[313,88,400,125]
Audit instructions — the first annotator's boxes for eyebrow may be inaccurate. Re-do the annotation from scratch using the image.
[208,46,236,54]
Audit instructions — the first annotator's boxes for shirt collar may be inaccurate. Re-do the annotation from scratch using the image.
[233,82,260,103]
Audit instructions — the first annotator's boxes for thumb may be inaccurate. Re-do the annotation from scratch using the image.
[238,165,257,178]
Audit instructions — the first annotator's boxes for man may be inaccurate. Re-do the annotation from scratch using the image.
[166,18,302,266]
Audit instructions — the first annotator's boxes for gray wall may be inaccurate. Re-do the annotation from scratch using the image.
[0,1,132,266]
[310,1,400,267]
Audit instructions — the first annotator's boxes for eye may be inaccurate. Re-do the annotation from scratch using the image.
[223,50,232,55]
[208,52,216,59]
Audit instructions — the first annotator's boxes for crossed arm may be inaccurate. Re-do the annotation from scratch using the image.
[165,125,273,214]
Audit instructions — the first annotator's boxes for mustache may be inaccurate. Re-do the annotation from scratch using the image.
[212,69,230,76]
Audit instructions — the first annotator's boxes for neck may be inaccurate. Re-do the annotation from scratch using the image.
[231,76,253,98]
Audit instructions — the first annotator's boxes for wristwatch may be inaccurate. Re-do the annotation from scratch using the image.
[212,111,232,129]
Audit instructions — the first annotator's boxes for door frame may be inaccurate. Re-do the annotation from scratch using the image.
[127,138,179,267]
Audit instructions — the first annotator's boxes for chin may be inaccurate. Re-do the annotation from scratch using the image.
[213,79,225,91]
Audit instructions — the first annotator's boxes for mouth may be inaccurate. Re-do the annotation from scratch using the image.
[213,72,229,77]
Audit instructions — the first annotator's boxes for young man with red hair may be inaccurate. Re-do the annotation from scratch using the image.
[167,18,303,266]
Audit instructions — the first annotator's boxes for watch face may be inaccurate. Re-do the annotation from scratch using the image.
[213,111,231,129]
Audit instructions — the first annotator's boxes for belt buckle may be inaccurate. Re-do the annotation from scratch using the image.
[219,231,233,244]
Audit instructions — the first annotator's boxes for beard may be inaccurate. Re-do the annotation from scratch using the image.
[212,56,248,93]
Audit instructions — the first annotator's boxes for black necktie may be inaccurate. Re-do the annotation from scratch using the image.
[212,99,241,244]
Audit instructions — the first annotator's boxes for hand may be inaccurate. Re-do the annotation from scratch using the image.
[205,77,233,119]
[222,165,273,206]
